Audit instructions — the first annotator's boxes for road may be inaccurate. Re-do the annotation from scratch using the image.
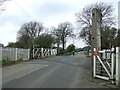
[2,53,114,88]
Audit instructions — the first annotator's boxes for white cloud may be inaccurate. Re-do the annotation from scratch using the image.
[0,25,18,46]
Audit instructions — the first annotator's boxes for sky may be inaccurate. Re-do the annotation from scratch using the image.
[0,0,119,48]
[118,1,120,29]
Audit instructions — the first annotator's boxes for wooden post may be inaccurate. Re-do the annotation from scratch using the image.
[16,48,18,61]
[33,45,35,58]
[93,48,96,78]
[111,48,115,84]
[117,2,120,87]
[0,60,1,90]
[41,48,44,57]
[0,47,2,90]
[116,47,120,86]
[0,47,2,61]
[28,49,30,60]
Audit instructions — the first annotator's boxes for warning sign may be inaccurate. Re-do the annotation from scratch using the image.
[93,51,99,56]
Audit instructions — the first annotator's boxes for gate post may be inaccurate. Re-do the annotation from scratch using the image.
[0,47,2,90]
[16,48,18,61]
[116,47,120,86]
[115,2,120,86]
[93,48,96,78]
[0,47,2,61]
[111,47,115,84]
[41,48,44,57]
[33,45,35,58]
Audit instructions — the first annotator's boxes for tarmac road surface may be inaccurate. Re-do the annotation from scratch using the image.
[2,53,116,88]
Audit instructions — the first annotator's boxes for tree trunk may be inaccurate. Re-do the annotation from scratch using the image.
[57,42,60,55]
[62,38,65,51]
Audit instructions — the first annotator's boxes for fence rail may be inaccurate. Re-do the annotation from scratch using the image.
[0,47,30,61]
[33,48,57,58]
[88,49,114,59]
[93,47,120,85]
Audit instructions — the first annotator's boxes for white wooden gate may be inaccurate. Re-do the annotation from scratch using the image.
[33,47,57,59]
[93,47,120,84]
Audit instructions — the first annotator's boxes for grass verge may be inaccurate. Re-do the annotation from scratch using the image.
[87,56,92,59]
[59,52,73,56]
[2,59,27,67]
[2,60,13,64]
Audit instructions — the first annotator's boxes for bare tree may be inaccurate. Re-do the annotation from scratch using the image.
[17,21,44,48]
[51,27,62,54]
[17,21,44,59]
[0,0,10,13]
[52,22,74,54]
[18,21,43,38]
[116,29,120,46]
[58,22,74,51]
[52,22,74,52]
[75,2,116,46]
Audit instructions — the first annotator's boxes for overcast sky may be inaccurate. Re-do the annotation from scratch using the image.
[0,0,119,48]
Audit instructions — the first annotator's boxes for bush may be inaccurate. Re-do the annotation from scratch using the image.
[67,44,75,52]
[2,59,12,64]
[18,58,23,61]
[59,49,65,55]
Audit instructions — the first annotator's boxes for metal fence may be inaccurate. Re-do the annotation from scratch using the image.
[0,47,30,61]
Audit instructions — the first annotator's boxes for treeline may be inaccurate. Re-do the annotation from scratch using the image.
[6,21,75,55]
[76,2,120,49]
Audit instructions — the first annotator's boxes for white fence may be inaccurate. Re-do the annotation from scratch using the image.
[102,49,112,60]
[33,48,57,58]
[93,47,120,85]
[0,47,30,61]
[88,49,113,59]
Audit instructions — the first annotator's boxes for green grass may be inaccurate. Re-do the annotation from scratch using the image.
[2,59,12,64]
[41,55,56,58]
[89,79,95,82]
[59,52,73,56]
[2,59,24,65]
[18,58,23,61]
[0,60,2,64]
[87,56,92,58]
